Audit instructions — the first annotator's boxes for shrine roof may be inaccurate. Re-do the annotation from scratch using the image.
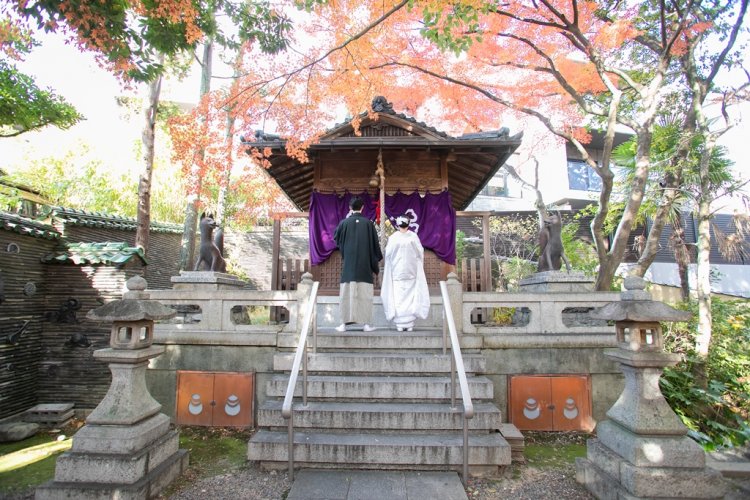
[50,207,183,234]
[42,241,147,266]
[242,96,522,211]
[0,212,60,240]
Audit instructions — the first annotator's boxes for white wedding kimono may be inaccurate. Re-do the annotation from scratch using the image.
[381,229,430,330]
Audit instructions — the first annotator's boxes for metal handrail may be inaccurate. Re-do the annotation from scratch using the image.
[439,280,474,487]
[281,280,320,480]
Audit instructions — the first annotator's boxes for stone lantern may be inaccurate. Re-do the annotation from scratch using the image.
[36,276,189,500]
[576,276,727,499]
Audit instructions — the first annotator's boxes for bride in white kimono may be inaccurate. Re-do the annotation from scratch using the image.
[381,215,430,331]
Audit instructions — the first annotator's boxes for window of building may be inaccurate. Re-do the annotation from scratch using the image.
[480,171,509,197]
[567,159,602,192]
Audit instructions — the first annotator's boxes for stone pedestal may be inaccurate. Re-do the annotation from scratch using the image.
[518,270,594,292]
[575,277,727,499]
[171,271,246,290]
[36,277,188,500]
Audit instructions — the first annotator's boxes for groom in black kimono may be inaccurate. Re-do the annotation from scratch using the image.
[333,196,383,332]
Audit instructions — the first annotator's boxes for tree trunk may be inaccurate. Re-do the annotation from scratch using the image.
[594,130,652,290]
[671,221,691,301]
[178,40,213,271]
[135,56,164,257]
[694,140,715,358]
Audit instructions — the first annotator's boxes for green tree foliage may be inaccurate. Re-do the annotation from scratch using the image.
[661,299,750,450]
[0,18,82,137]
[8,0,296,82]
[2,145,184,223]
[0,59,82,137]
[561,221,599,278]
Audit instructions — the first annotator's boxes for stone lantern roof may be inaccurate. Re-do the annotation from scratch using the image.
[591,276,691,323]
[86,275,176,323]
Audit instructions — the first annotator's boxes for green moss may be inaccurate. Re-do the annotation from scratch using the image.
[524,443,587,468]
[178,426,250,476]
[0,433,71,496]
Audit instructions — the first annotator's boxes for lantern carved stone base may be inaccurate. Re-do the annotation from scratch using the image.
[36,276,187,500]
[576,277,727,499]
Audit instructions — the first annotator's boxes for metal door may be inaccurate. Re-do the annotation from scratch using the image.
[510,375,592,431]
[509,376,553,431]
[212,372,254,428]
[176,371,214,426]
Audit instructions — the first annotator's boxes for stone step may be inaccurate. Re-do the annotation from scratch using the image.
[273,352,486,374]
[257,401,502,431]
[266,374,496,401]
[247,430,511,467]
[278,330,482,351]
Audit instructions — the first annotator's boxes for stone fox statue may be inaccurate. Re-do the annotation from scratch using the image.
[194,212,227,272]
[537,211,571,272]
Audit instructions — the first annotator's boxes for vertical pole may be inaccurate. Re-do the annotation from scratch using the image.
[271,215,282,323]
[303,343,308,407]
[462,417,469,487]
[482,213,491,291]
[271,215,281,290]
[450,354,456,410]
[288,417,294,479]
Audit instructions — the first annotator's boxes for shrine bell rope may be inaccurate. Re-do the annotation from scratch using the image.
[376,149,386,250]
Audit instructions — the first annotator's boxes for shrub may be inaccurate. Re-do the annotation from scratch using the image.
[660,299,750,450]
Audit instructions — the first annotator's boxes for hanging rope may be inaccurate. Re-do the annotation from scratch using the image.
[376,149,386,249]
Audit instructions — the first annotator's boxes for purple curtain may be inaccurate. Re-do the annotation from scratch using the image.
[309,190,455,265]
[309,191,377,265]
[384,190,456,265]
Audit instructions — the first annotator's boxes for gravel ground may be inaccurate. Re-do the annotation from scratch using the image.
[165,462,593,500]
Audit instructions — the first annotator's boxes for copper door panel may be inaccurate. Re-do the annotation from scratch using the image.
[212,373,254,428]
[550,376,591,431]
[177,371,214,426]
[510,376,553,431]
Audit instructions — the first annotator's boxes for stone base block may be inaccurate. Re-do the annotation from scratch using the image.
[518,271,594,292]
[35,448,188,500]
[578,441,727,499]
[595,421,705,468]
[72,413,170,454]
[621,461,727,498]
[171,271,246,290]
[54,429,179,484]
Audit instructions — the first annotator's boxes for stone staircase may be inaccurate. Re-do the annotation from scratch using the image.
[247,327,514,474]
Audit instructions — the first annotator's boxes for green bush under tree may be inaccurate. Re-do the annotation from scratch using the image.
[660,298,750,450]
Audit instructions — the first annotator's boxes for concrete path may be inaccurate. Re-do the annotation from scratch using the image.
[286,469,468,500]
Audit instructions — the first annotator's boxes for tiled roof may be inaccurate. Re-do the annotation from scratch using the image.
[51,207,183,234]
[42,241,147,265]
[0,212,60,240]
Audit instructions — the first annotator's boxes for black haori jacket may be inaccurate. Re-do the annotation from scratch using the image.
[334,213,383,284]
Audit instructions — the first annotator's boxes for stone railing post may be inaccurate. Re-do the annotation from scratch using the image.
[445,272,464,333]
[295,272,314,335]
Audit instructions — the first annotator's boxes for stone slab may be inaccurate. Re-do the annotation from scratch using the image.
[35,448,188,500]
[620,460,728,498]
[265,374,496,401]
[0,421,39,442]
[248,430,510,466]
[71,413,170,454]
[171,271,246,290]
[55,430,179,484]
[595,420,706,468]
[286,470,467,500]
[518,271,594,292]
[257,401,501,431]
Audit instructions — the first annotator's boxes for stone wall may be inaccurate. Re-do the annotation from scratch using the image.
[0,228,58,419]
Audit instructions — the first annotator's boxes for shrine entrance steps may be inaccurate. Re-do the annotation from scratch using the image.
[247,327,518,474]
